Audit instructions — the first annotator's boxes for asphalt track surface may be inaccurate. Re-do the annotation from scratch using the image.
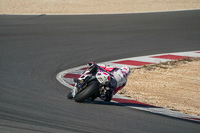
[0,10,200,133]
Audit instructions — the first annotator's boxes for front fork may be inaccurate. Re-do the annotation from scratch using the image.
[72,83,78,97]
[72,80,88,97]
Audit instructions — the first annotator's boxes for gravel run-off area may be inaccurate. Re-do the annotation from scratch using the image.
[121,58,200,116]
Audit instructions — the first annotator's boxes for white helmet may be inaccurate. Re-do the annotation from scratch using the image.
[96,71,110,85]
[120,66,130,76]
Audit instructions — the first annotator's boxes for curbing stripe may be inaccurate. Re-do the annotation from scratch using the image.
[151,55,191,60]
[113,60,154,66]
[64,73,81,79]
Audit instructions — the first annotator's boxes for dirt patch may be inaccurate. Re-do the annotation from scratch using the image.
[0,0,200,14]
[120,58,200,116]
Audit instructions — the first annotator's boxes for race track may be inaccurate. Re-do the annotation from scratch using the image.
[0,10,200,133]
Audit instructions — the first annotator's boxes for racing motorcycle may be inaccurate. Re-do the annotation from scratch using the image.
[67,64,113,102]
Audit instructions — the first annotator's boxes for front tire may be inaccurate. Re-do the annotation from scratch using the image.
[74,81,99,102]
[67,91,73,99]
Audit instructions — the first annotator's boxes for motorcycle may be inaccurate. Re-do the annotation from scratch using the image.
[67,65,113,102]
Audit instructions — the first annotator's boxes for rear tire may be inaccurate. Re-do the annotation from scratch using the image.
[74,81,99,102]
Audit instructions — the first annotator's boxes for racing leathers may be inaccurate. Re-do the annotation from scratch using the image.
[87,62,130,100]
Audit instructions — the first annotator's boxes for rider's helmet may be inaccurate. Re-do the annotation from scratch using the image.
[120,66,130,77]
[96,71,110,85]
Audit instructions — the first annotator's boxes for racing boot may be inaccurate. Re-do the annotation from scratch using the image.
[104,88,114,102]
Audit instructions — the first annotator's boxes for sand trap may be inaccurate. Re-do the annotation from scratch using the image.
[120,58,200,116]
[0,0,200,14]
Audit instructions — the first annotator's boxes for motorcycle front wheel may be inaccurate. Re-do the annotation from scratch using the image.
[67,91,73,99]
[74,80,99,102]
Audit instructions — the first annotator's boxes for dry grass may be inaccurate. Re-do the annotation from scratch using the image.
[121,57,200,116]
[0,0,200,14]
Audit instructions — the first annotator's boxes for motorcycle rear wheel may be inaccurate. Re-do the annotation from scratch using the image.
[74,81,99,102]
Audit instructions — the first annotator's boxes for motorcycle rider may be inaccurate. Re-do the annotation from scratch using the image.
[70,62,130,102]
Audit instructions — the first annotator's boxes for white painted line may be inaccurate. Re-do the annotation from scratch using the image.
[2,9,200,16]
